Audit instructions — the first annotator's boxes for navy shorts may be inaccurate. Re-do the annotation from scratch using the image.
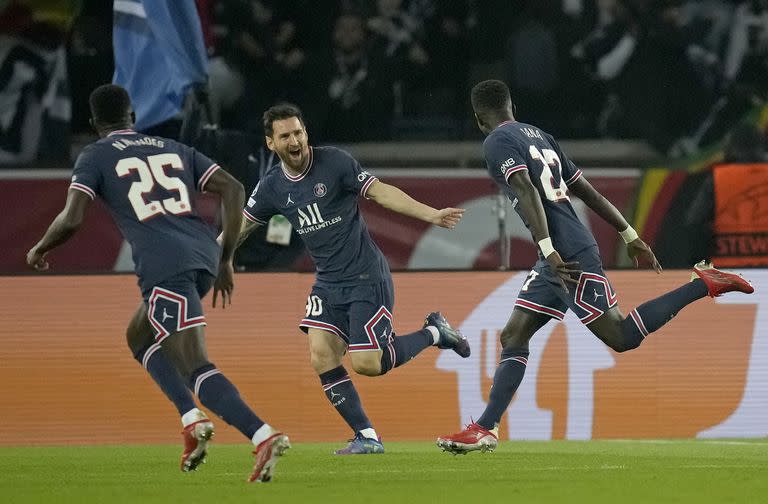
[141,270,215,343]
[515,247,617,324]
[299,279,395,352]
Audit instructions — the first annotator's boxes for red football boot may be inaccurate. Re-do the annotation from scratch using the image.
[249,432,291,483]
[692,261,754,297]
[180,418,215,472]
[436,422,498,454]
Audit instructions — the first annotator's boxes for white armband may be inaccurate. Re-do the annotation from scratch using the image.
[538,237,555,258]
[620,225,639,244]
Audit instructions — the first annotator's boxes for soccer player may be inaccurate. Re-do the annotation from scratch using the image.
[235,103,469,454]
[26,84,289,482]
[436,79,755,453]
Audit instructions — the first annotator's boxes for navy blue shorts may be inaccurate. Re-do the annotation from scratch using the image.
[141,270,215,343]
[515,247,617,324]
[299,279,395,352]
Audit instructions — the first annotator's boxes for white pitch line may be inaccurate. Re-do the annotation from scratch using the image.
[695,441,767,446]
[607,439,768,446]
[677,464,766,469]
[214,463,765,477]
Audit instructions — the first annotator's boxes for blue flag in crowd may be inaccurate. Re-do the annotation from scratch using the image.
[112,0,208,131]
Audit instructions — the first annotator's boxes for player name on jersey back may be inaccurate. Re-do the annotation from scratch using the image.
[111,136,166,150]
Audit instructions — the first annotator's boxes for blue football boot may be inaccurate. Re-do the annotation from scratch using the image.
[334,433,385,455]
[425,311,470,358]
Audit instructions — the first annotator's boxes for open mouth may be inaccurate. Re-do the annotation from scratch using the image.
[288,148,302,161]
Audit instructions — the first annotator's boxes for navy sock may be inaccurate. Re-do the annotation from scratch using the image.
[134,343,196,416]
[190,364,264,439]
[621,279,709,347]
[379,329,433,374]
[476,347,529,430]
[320,366,371,433]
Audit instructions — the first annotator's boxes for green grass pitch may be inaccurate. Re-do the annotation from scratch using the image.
[1,440,765,503]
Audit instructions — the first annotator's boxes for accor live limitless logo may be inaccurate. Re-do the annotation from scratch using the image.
[297,203,324,228]
[296,203,341,235]
[436,271,768,439]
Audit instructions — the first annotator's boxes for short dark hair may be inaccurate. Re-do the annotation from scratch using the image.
[471,80,512,115]
[263,103,305,136]
[89,84,132,125]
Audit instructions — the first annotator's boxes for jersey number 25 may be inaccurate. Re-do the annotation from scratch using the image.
[115,153,192,221]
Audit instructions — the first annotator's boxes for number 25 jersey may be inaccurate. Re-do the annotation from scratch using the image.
[69,130,221,290]
[483,121,597,260]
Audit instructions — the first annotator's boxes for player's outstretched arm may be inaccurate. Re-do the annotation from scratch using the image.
[365,180,465,229]
[569,176,661,272]
[236,218,261,249]
[218,218,262,250]
[507,171,581,291]
[202,169,245,307]
[26,189,92,271]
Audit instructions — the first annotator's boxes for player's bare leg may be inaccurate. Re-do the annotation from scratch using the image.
[586,306,636,351]
[307,328,384,454]
[125,302,211,471]
[348,350,384,376]
[586,262,754,352]
[163,326,289,481]
[126,302,154,353]
[307,327,347,374]
[437,308,549,454]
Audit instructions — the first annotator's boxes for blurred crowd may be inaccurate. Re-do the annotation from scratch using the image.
[197,0,768,150]
[3,0,768,162]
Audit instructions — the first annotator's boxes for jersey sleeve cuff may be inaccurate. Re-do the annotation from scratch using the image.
[503,164,528,182]
[243,208,267,225]
[69,182,96,200]
[198,163,220,192]
[565,169,583,186]
[360,176,379,199]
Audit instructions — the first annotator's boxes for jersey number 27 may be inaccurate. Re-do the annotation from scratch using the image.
[115,153,192,221]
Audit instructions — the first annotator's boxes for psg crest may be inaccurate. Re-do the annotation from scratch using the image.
[314,183,327,197]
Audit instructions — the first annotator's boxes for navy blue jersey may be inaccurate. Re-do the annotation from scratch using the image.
[69,129,221,290]
[483,121,597,260]
[244,146,390,286]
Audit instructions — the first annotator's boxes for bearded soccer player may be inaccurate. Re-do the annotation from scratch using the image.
[436,79,755,454]
[26,84,288,482]
[234,103,469,454]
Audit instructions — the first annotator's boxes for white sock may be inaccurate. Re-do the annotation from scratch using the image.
[425,325,439,345]
[181,408,206,427]
[251,423,276,447]
[359,427,379,440]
